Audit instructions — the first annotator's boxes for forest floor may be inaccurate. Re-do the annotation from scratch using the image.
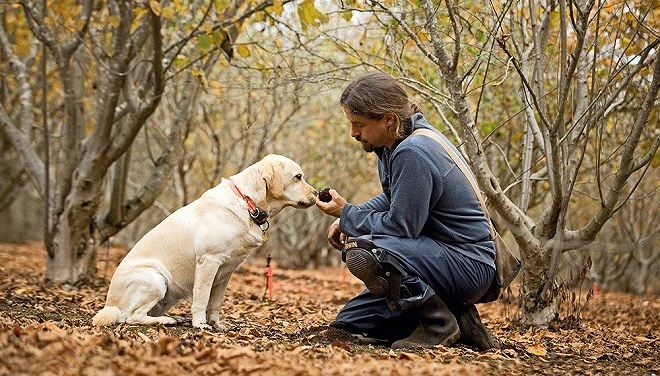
[0,242,657,375]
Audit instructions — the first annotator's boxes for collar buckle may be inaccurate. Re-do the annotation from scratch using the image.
[230,179,270,232]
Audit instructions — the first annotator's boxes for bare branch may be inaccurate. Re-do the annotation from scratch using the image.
[0,108,45,197]
[416,0,537,242]
[445,0,461,70]
[106,8,165,164]
[61,0,94,58]
[0,22,45,196]
[631,136,660,173]
[520,121,534,211]
[372,1,443,69]
[565,53,660,245]
[19,0,64,63]
[88,0,133,157]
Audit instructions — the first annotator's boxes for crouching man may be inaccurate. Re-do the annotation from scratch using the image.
[316,72,500,350]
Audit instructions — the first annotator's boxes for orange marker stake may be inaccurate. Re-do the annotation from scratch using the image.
[264,254,273,300]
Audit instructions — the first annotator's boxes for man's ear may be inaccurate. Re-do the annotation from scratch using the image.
[262,161,284,198]
[385,112,397,129]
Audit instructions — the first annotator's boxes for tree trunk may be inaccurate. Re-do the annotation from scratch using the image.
[46,176,102,283]
[46,208,98,283]
[521,245,558,325]
[636,256,650,295]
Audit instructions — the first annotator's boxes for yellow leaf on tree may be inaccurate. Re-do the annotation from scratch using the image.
[132,8,148,32]
[270,0,284,15]
[254,11,266,22]
[161,5,175,20]
[192,68,208,92]
[149,0,162,16]
[297,0,329,30]
[214,0,231,11]
[107,15,120,28]
[417,31,429,42]
[237,45,251,58]
[341,10,353,22]
[173,0,186,13]
[209,80,223,90]
[526,344,547,356]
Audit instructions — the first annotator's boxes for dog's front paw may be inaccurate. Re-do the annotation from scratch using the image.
[210,320,227,332]
[192,321,212,330]
[208,313,227,331]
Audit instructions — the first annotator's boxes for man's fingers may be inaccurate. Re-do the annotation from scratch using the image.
[328,234,342,250]
[330,239,342,250]
[327,222,344,250]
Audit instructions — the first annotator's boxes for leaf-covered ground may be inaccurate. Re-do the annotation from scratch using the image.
[0,242,657,375]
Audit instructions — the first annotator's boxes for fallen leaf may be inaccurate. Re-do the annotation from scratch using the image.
[399,352,421,360]
[331,340,351,352]
[526,343,548,356]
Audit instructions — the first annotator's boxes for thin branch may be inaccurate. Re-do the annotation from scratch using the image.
[565,53,660,244]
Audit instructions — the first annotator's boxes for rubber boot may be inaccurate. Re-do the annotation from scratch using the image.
[391,295,460,349]
[455,304,501,350]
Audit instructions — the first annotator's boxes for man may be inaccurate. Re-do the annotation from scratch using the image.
[316,72,501,350]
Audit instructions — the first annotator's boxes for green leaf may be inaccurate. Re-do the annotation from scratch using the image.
[481,120,498,134]
[197,34,211,52]
[475,29,485,43]
[173,55,187,68]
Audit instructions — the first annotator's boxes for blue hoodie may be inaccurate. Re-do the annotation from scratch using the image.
[339,112,496,270]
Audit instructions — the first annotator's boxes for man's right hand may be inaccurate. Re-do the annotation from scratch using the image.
[327,218,346,250]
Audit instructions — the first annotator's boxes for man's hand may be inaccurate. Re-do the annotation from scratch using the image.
[315,189,348,218]
[327,218,346,250]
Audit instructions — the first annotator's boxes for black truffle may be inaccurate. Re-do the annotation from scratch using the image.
[318,188,332,203]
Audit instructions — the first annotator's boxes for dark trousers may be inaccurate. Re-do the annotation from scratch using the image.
[332,242,494,341]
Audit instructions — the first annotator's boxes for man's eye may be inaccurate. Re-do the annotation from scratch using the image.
[295,174,302,180]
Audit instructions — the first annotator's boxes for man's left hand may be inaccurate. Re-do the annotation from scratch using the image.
[315,189,347,218]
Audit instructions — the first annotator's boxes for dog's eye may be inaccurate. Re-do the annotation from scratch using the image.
[294,174,302,180]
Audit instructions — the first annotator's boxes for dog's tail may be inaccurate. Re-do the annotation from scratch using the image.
[92,306,122,326]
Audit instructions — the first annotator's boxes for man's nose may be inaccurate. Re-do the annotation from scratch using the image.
[351,128,360,138]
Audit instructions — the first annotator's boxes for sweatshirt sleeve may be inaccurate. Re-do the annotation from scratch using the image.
[339,146,442,238]
[357,192,390,211]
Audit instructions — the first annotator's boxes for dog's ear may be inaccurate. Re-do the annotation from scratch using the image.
[262,160,284,198]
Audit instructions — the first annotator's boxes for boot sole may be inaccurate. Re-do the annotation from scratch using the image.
[345,248,390,297]
[391,326,460,349]
[458,308,502,350]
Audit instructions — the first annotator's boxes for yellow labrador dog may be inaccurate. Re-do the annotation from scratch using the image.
[92,154,317,330]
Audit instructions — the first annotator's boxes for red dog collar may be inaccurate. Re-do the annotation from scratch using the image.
[229,180,270,230]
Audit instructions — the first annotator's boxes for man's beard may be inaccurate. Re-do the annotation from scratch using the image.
[360,141,376,153]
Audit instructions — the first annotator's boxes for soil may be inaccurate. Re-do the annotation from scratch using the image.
[0,242,657,375]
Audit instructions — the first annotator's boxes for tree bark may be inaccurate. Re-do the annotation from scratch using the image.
[46,182,102,283]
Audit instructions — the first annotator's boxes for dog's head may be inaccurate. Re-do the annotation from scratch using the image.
[259,154,317,210]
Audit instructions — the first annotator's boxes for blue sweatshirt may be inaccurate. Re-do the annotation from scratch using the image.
[339,113,496,269]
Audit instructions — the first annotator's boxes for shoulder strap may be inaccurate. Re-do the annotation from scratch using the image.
[412,128,496,240]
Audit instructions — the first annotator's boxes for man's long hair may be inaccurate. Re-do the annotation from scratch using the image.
[340,72,419,139]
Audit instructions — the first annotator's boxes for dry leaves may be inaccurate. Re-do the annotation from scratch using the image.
[525,343,547,357]
[0,242,658,375]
